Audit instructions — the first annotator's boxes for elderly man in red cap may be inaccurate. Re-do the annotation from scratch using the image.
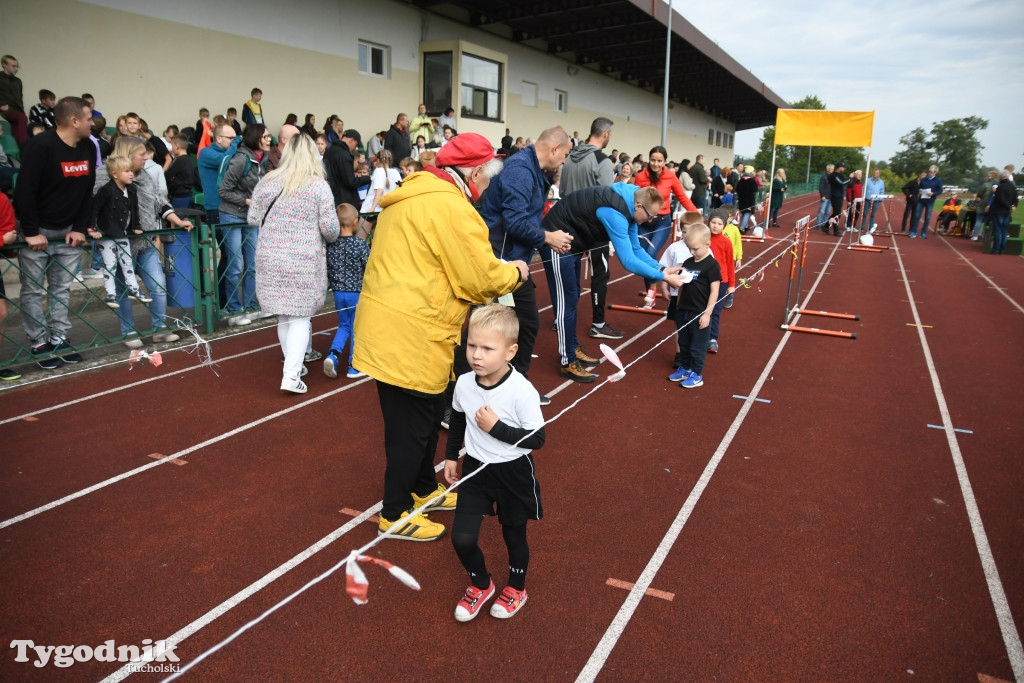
[353,132,530,542]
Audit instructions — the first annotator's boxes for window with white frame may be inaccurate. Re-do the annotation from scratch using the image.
[708,128,715,145]
[554,89,568,113]
[728,134,734,148]
[359,41,390,78]
[460,53,502,120]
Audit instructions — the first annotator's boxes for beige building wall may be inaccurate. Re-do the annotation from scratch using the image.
[2,0,736,165]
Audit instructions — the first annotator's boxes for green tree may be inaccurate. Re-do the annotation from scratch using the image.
[930,116,987,184]
[889,117,988,186]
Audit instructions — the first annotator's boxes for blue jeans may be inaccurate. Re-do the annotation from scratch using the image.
[542,246,582,366]
[638,214,673,289]
[329,291,360,366]
[990,213,1010,254]
[675,308,711,375]
[691,192,707,215]
[217,213,258,312]
[115,243,168,335]
[910,200,935,237]
[862,200,881,229]
[816,198,831,229]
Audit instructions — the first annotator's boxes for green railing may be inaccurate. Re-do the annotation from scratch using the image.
[1,212,380,374]
[0,222,261,372]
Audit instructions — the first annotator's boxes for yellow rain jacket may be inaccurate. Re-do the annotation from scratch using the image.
[353,171,522,394]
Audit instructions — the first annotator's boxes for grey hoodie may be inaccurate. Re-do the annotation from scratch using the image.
[561,143,614,195]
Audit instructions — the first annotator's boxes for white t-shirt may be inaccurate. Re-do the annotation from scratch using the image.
[452,366,545,464]
[659,240,690,296]
[360,167,403,213]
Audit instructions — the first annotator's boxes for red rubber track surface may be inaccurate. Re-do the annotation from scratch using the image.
[1,193,1021,682]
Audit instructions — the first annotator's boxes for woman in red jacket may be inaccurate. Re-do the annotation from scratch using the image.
[632,145,696,287]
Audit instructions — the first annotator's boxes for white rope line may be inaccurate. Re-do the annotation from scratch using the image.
[157,231,799,680]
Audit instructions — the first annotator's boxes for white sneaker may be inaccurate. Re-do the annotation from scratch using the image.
[228,315,252,326]
[346,369,366,379]
[152,332,180,343]
[123,337,143,349]
[280,376,307,394]
[256,310,275,319]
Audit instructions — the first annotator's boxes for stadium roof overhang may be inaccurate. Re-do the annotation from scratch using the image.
[399,0,789,130]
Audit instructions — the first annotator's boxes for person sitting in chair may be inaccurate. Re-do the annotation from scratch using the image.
[936,193,961,235]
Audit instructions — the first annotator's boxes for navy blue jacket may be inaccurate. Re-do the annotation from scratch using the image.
[481,145,551,263]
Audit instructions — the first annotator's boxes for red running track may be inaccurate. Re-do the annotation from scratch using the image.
[1,192,1021,682]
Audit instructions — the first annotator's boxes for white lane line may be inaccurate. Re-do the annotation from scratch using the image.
[0,378,372,530]
[99,502,383,682]
[941,238,1024,315]
[0,328,339,426]
[893,240,1024,680]
[577,236,847,682]
[96,312,668,680]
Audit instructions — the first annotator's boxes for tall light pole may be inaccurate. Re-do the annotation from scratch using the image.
[660,0,672,148]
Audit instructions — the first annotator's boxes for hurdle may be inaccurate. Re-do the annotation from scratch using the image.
[782,215,859,339]
[608,304,666,317]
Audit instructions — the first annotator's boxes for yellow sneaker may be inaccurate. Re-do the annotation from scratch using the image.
[411,483,457,511]
[377,510,446,541]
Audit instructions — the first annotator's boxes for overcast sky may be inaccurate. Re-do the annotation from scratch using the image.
[679,1,1024,170]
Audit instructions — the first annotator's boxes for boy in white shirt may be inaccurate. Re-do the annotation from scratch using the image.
[444,304,546,622]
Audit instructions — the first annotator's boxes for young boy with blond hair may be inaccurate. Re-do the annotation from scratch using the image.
[660,211,704,369]
[443,303,546,622]
[324,203,370,379]
[665,223,720,388]
[87,155,151,308]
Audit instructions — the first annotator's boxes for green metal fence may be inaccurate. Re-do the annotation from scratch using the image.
[0,222,264,372]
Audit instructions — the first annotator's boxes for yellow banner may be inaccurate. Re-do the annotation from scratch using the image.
[774,110,874,147]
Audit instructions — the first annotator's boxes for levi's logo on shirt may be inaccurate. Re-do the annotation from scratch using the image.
[61,160,91,177]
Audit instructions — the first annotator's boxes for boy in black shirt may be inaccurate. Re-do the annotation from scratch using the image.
[164,134,194,209]
[670,223,720,388]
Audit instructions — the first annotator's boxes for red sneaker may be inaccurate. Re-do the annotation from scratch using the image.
[454,580,495,622]
[489,586,528,619]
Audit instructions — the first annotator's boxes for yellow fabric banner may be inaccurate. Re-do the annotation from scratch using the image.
[774,110,874,147]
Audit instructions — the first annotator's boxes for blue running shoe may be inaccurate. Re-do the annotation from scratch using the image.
[681,372,703,388]
[667,367,690,382]
[323,352,338,378]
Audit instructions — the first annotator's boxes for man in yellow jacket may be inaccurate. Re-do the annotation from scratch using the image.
[354,133,528,542]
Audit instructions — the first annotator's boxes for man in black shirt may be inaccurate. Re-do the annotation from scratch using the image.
[14,96,96,368]
[827,162,849,236]
[324,129,371,207]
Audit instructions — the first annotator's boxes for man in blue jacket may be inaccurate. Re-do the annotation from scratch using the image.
[197,123,240,224]
[541,183,686,382]
[197,123,240,302]
[861,168,885,230]
[480,127,573,387]
[909,165,943,239]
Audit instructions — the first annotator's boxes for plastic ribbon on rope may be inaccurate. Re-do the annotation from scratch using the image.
[345,551,421,605]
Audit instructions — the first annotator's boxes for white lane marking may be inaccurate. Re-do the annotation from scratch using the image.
[941,238,1024,315]
[893,239,1024,680]
[98,312,668,680]
[0,378,372,530]
[576,234,848,682]
[0,328,339,426]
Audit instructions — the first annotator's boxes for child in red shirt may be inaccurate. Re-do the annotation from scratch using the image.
[707,208,736,354]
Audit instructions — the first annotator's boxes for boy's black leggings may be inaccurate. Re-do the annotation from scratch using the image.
[451,512,529,591]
